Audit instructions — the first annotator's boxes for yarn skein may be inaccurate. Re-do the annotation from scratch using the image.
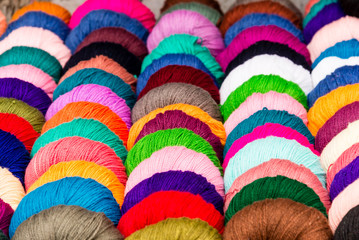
[0,167,25,210]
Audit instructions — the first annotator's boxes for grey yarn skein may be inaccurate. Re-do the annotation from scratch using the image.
[131,82,222,123]
[12,205,124,240]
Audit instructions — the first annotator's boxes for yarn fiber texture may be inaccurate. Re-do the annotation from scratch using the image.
[75,27,148,60]
[316,101,359,153]
[26,136,127,189]
[224,158,330,212]
[137,65,219,103]
[11,1,71,24]
[334,204,359,240]
[63,42,141,76]
[0,11,5,36]
[12,205,124,240]
[0,26,71,67]
[225,176,327,224]
[125,128,222,175]
[224,91,308,135]
[118,191,224,237]
[125,146,224,198]
[31,118,126,160]
[9,177,121,237]
[126,217,221,240]
[0,98,45,134]
[132,83,222,123]
[0,78,51,116]
[221,74,308,122]
[55,68,135,108]
[122,170,223,214]
[1,11,70,42]
[46,84,131,128]
[0,167,25,210]
[304,0,337,27]
[217,25,311,71]
[27,161,125,206]
[0,199,13,236]
[0,47,62,83]
[147,10,224,56]
[133,110,223,161]
[141,34,225,85]
[308,83,359,136]
[161,0,222,14]
[224,137,325,191]
[65,10,149,53]
[128,103,226,146]
[224,198,332,240]
[68,0,155,31]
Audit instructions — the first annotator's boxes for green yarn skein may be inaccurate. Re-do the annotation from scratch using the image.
[141,34,225,86]
[125,128,223,175]
[221,74,308,122]
[225,176,327,224]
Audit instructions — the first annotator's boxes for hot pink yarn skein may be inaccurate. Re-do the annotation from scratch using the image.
[0,64,56,99]
[216,25,311,71]
[147,10,224,56]
[224,91,308,136]
[45,84,131,129]
[329,178,359,232]
[308,16,359,62]
[0,27,71,67]
[224,159,330,212]
[223,123,319,171]
[69,0,155,31]
[124,146,224,198]
[25,136,127,190]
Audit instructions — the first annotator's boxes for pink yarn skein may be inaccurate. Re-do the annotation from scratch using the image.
[25,136,127,190]
[223,123,319,171]
[308,16,359,62]
[224,159,330,212]
[124,146,224,198]
[147,10,224,56]
[0,64,56,99]
[216,25,311,71]
[45,84,131,129]
[0,27,71,67]
[68,0,155,31]
[224,91,308,136]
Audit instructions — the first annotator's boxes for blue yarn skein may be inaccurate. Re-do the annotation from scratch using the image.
[65,10,149,53]
[225,13,304,46]
[9,177,121,237]
[0,129,30,184]
[0,11,70,41]
[137,54,217,96]
[54,68,135,108]
[224,109,315,158]
[308,65,359,108]
[224,137,326,191]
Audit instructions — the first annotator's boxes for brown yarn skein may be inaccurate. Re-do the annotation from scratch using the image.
[131,83,222,123]
[219,0,302,35]
[161,0,223,14]
[224,198,332,240]
[12,205,124,240]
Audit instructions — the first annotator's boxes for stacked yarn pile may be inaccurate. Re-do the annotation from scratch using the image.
[0,2,71,238]
[118,0,225,239]
[217,0,333,239]
[7,0,155,239]
[306,0,359,238]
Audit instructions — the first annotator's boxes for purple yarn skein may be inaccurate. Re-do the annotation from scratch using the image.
[0,199,14,236]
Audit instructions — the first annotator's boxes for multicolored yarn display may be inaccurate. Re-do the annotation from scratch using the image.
[306,0,359,235]
[219,0,332,239]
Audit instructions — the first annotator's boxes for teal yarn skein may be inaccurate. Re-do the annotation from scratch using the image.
[54,68,135,108]
[0,46,61,83]
[31,118,127,162]
[224,137,326,191]
[141,34,224,85]
[9,177,121,238]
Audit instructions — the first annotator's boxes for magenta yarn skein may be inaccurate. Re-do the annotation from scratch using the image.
[216,25,311,71]
[223,123,318,171]
[0,199,13,236]
[45,84,131,129]
[147,10,224,56]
